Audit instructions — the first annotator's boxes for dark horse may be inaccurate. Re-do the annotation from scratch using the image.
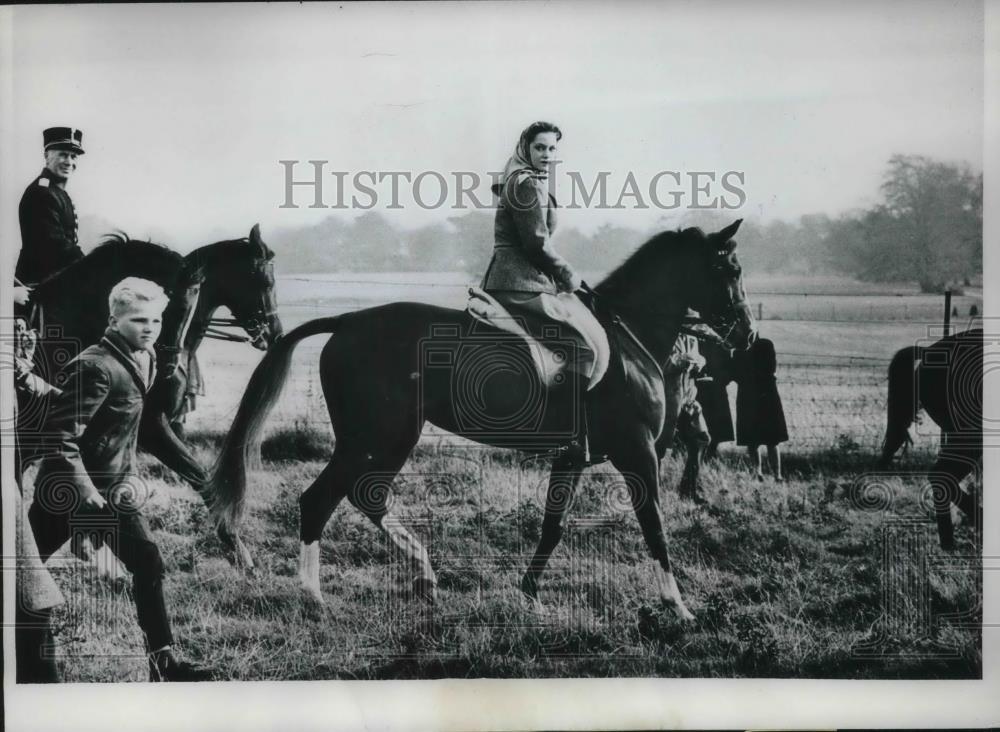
[22,236,203,424]
[167,224,283,433]
[137,225,283,568]
[137,227,282,488]
[18,237,202,563]
[208,220,756,618]
[877,328,983,549]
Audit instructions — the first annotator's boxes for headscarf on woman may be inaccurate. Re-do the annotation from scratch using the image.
[491,122,553,196]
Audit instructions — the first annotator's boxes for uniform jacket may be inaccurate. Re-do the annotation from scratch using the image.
[481,172,578,294]
[16,168,83,285]
[34,329,156,501]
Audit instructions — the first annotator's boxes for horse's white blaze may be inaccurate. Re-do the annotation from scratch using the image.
[655,568,695,621]
[298,541,322,602]
[380,514,436,585]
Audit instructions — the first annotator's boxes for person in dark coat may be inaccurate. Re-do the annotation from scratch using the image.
[27,277,214,682]
[16,127,86,292]
[733,337,788,480]
[695,340,735,460]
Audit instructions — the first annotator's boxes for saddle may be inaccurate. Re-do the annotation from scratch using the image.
[466,287,611,391]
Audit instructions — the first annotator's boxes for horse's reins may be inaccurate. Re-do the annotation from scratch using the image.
[203,304,279,343]
[580,281,731,376]
[156,278,204,378]
[204,319,254,343]
[199,260,278,345]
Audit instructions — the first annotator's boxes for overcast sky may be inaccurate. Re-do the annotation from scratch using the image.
[2,1,986,250]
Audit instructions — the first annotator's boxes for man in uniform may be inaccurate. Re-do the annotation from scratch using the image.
[15,126,86,293]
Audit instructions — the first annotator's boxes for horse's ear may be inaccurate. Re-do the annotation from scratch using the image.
[716,218,743,243]
[249,223,274,259]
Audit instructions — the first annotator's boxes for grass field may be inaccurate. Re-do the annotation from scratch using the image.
[28,273,983,681]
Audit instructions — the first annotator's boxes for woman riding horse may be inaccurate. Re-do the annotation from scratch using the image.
[481,121,607,459]
[207,216,756,620]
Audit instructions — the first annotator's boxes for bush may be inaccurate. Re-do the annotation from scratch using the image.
[261,421,331,461]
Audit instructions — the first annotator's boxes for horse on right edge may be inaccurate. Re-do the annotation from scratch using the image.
[878,327,983,549]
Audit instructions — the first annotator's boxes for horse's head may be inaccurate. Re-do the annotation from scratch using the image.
[203,224,283,350]
[688,219,757,351]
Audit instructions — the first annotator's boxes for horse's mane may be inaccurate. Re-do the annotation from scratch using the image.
[186,235,272,266]
[596,227,706,300]
[188,237,245,261]
[33,234,188,299]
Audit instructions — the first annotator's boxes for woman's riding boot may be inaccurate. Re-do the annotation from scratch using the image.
[566,391,591,464]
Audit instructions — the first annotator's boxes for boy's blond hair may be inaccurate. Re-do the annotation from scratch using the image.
[108,277,168,317]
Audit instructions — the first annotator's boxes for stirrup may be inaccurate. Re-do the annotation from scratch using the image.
[560,437,590,465]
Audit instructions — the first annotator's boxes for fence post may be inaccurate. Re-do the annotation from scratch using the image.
[757,302,763,321]
[943,289,952,336]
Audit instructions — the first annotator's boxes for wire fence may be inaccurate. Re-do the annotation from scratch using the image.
[183,278,967,458]
[272,273,982,324]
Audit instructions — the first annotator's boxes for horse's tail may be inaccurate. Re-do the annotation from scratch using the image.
[206,316,343,533]
[878,344,924,468]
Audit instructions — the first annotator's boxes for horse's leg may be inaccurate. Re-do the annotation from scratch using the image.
[611,446,694,621]
[297,450,359,602]
[139,411,254,569]
[139,411,208,489]
[343,442,436,602]
[520,453,584,607]
[928,433,978,550]
[298,439,432,603]
[953,449,982,533]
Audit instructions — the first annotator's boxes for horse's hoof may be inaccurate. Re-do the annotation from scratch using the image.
[669,603,695,622]
[300,582,325,605]
[224,535,256,574]
[412,577,437,603]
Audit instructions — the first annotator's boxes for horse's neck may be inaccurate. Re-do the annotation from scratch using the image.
[608,270,692,365]
[640,315,686,367]
[186,295,222,353]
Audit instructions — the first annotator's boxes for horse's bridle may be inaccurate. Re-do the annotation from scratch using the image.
[202,260,278,347]
[688,248,754,349]
[693,296,753,349]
